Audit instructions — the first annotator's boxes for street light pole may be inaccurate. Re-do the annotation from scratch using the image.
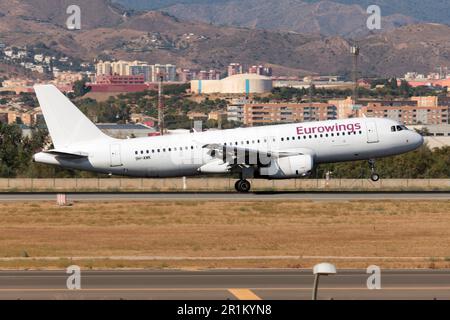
[158,73,165,136]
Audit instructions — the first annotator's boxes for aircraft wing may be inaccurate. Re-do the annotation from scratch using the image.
[202,143,313,166]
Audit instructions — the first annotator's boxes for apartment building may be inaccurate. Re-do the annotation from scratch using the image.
[243,103,337,126]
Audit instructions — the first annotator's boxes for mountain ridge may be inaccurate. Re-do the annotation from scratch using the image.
[0,1,449,77]
[113,0,450,36]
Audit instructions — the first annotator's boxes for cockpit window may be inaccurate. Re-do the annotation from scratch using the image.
[392,125,409,132]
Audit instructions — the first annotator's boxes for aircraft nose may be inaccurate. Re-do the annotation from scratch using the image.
[412,132,424,148]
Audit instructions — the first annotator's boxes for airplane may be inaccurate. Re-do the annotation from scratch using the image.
[33,85,424,193]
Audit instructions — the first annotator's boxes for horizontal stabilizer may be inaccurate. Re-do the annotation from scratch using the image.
[44,150,89,159]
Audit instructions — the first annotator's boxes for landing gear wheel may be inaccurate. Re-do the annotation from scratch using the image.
[235,179,251,193]
[368,159,380,182]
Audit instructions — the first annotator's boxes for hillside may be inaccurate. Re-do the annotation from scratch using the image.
[114,0,449,36]
[0,0,126,29]
[157,0,416,37]
[0,0,449,77]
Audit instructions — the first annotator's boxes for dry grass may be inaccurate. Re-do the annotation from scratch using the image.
[0,200,450,269]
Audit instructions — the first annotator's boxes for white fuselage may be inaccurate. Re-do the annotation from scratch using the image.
[34,117,424,178]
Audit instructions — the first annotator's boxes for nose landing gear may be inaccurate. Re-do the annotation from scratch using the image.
[234,179,251,193]
[369,159,380,182]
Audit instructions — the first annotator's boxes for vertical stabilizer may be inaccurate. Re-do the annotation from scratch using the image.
[34,84,110,149]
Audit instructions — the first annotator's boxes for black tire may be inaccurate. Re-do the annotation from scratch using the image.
[238,180,251,193]
[234,180,240,192]
[370,173,380,182]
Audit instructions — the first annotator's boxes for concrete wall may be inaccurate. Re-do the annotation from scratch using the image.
[0,178,448,192]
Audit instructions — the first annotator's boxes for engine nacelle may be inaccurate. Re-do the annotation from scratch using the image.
[259,154,313,179]
[198,159,230,173]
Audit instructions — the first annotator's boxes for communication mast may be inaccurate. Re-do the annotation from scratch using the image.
[157,72,165,136]
[350,43,360,105]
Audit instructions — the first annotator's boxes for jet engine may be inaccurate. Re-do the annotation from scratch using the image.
[259,154,313,179]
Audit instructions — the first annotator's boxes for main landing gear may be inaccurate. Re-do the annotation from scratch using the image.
[235,179,251,193]
[368,159,380,182]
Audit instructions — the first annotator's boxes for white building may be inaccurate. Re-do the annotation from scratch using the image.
[151,64,177,82]
[191,73,273,95]
[34,54,44,63]
[226,98,250,123]
[96,60,176,82]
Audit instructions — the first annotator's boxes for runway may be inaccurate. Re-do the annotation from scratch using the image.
[0,192,449,201]
[0,269,450,300]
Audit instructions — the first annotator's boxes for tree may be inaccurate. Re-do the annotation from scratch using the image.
[0,123,27,177]
[72,78,91,97]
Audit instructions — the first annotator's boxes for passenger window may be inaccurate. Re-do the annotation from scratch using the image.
[391,126,396,132]
[281,138,284,141]
[146,150,149,154]
[135,151,138,155]
[140,151,143,154]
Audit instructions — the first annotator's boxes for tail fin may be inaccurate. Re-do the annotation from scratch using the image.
[34,84,110,149]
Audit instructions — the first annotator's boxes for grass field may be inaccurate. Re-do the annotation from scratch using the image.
[1,200,450,269]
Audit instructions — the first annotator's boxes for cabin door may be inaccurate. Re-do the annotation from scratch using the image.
[366,121,379,143]
[110,144,123,167]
